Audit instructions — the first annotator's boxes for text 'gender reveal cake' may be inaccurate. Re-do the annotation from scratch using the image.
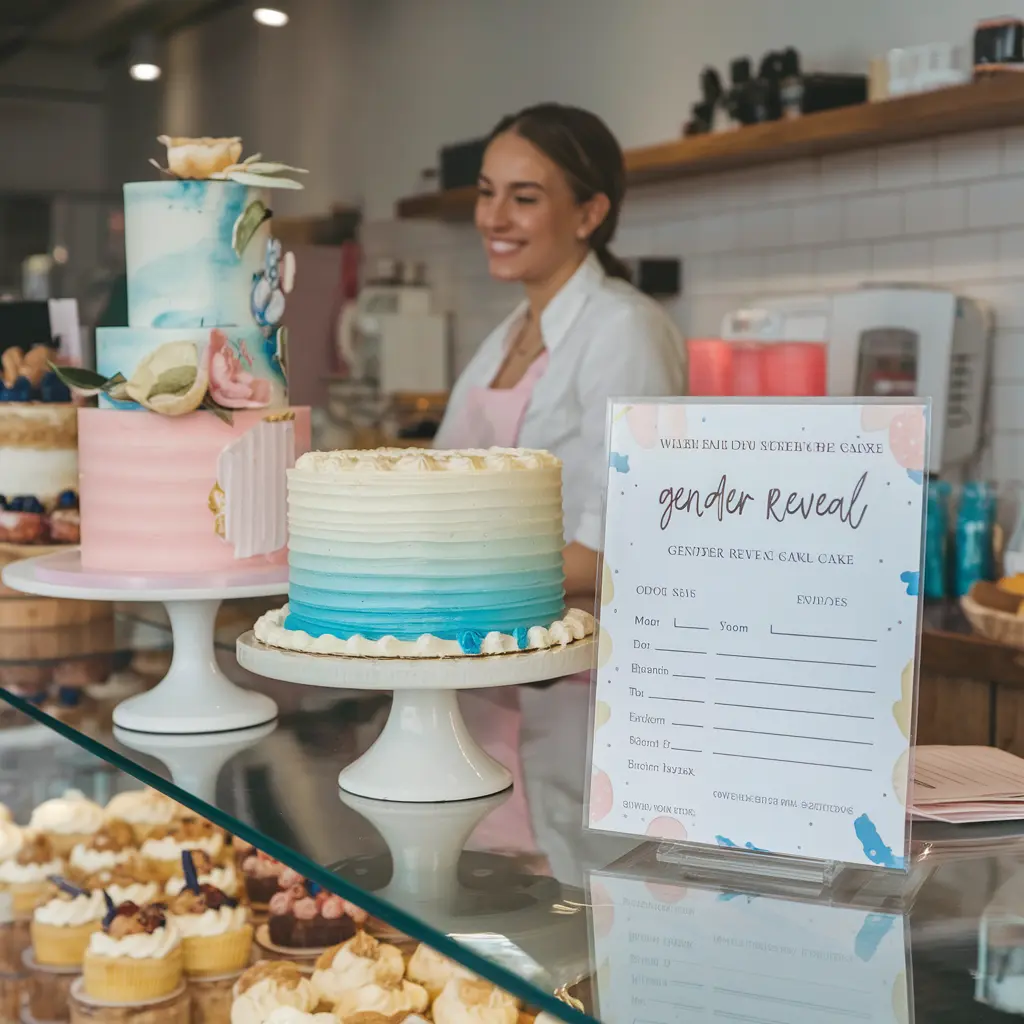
[254,447,595,657]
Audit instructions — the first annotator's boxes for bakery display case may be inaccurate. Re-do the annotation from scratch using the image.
[1,610,1023,1023]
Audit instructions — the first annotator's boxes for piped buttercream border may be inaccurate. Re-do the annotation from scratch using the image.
[252,604,595,659]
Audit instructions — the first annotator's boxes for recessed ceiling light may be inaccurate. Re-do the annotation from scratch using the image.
[128,34,161,81]
[253,6,289,27]
[129,62,161,81]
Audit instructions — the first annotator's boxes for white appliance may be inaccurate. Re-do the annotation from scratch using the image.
[726,286,993,473]
[338,284,449,393]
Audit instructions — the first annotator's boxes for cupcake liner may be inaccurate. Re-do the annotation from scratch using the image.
[31,921,100,968]
[0,920,31,972]
[181,926,253,978]
[82,947,183,1003]
[12,884,54,921]
[46,835,95,859]
[69,978,189,1024]
[187,970,242,1024]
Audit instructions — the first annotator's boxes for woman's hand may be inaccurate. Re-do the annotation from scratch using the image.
[563,541,599,608]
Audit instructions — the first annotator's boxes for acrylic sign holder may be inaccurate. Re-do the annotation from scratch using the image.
[237,629,596,802]
[3,549,287,734]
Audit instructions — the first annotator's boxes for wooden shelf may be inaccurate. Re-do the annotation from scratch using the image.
[396,75,1024,221]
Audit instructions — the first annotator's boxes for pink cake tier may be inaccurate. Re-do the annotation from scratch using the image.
[78,407,311,573]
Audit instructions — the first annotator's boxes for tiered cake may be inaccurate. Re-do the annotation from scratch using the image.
[254,447,595,657]
[74,137,311,573]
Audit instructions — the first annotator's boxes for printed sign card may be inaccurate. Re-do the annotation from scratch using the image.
[587,400,927,869]
[589,870,909,1024]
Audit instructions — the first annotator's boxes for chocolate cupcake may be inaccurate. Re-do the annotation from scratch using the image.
[268,880,366,950]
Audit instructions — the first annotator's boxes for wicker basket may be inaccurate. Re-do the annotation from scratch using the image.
[962,593,1024,649]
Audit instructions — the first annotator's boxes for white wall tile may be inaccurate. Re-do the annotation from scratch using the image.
[936,131,1002,183]
[738,206,791,250]
[961,282,1024,328]
[997,229,1024,279]
[715,253,762,295]
[870,239,931,283]
[992,383,1024,432]
[990,433,1024,483]
[843,193,904,241]
[765,159,820,203]
[760,248,815,293]
[992,330,1024,381]
[649,220,690,257]
[968,176,1024,229]
[932,232,998,283]
[684,256,719,296]
[876,141,935,191]
[613,224,655,258]
[904,185,966,236]
[814,244,871,289]
[695,212,739,255]
[1002,127,1024,174]
[819,151,876,197]
[791,200,844,247]
[689,295,745,337]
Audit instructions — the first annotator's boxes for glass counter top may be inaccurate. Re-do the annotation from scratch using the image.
[2,609,1024,1023]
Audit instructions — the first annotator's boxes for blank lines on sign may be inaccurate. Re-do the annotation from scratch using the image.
[713,751,872,772]
[715,726,873,746]
[650,696,706,704]
[770,624,877,643]
[656,648,707,655]
[672,673,706,680]
[714,702,874,720]
[717,652,876,669]
[674,619,709,631]
[715,676,875,695]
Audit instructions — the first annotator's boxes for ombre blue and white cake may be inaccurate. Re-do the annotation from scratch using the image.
[253,447,595,658]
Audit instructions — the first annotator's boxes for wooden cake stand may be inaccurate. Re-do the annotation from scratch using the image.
[237,630,595,802]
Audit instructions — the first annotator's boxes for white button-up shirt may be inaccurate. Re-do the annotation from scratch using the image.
[435,253,686,550]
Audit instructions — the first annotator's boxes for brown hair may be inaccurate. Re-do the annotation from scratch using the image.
[489,103,631,282]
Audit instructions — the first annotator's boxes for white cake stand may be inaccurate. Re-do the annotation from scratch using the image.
[3,550,287,735]
[236,630,595,802]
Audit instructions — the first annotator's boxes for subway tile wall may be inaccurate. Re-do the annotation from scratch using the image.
[361,127,1024,484]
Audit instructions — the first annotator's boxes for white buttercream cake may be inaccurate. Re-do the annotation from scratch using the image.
[253,447,595,657]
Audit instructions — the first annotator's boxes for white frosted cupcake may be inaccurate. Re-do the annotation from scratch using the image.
[0,834,64,918]
[231,961,318,1024]
[29,791,105,856]
[262,1008,336,1024]
[68,819,137,880]
[140,817,225,881]
[432,979,519,1024]
[312,932,405,1007]
[105,789,183,843]
[331,975,428,1019]
[165,861,239,898]
[167,876,252,978]
[31,883,106,966]
[405,942,478,1001]
[0,821,24,865]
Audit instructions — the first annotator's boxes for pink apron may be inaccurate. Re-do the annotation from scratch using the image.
[445,351,550,859]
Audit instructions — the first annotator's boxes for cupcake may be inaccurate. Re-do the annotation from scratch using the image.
[82,865,162,907]
[241,850,287,909]
[83,899,183,1002]
[30,878,105,966]
[339,1016,430,1024]
[140,816,225,881]
[166,850,240,898]
[311,932,405,1008]
[105,788,183,844]
[0,805,12,823]
[0,833,63,917]
[68,819,137,880]
[268,877,366,950]
[405,942,478,1001]
[230,961,318,1024]
[167,853,252,977]
[330,975,428,1019]
[263,1008,336,1024]
[29,790,104,857]
[432,979,519,1024]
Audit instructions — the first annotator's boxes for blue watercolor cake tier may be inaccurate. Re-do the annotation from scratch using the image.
[124,179,273,330]
[95,325,287,412]
[253,447,596,658]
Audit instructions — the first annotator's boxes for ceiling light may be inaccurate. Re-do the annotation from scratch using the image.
[253,6,289,27]
[129,33,161,81]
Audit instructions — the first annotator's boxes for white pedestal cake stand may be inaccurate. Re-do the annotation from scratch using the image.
[236,630,595,802]
[3,550,287,735]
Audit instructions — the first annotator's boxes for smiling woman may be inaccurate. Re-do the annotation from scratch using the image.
[434,103,686,605]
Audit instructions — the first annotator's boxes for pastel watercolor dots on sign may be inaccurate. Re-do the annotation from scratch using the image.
[892,661,913,740]
[644,880,689,905]
[597,625,614,668]
[646,815,688,842]
[889,407,926,471]
[590,768,613,822]
[601,560,615,607]
[892,973,909,1024]
[861,405,900,432]
[590,881,615,939]
[625,404,659,448]
[658,403,688,439]
[891,749,910,807]
[594,700,611,731]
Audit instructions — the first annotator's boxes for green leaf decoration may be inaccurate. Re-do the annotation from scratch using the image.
[241,153,263,166]
[227,171,304,190]
[148,366,198,399]
[200,394,234,424]
[47,363,111,391]
[232,199,272,256]
[243,162,308,176]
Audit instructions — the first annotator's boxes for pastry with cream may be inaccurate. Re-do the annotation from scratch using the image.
[337,1015,430,1024]
[230,961,318,1024]
[29,790,104,856]
[432,979,519,1024]
[268,875,366,949]
[82,865,162,907]
[140,815,225,880]
[83,898,183,1002]
[105,788,183,842]
[167,852,252,977]
[311,932,405,1008]
[263,1008,337,1024]
[68,819,137,879]
[30,878,105,966]
[0,832,64,917]
[330,975,429,1019]
[241,849,287,908]
[405,942,477,1001]
[166,849,239,897]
